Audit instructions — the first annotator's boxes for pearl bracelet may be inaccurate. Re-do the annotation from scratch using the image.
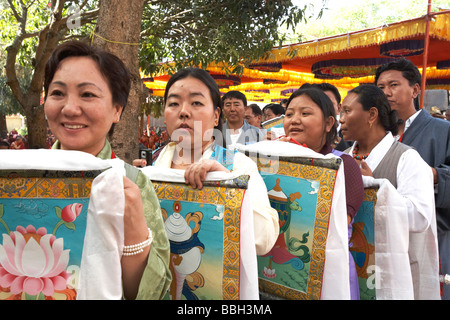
[123,228,153,256]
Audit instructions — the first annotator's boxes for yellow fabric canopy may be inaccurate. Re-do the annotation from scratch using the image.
[144,10,450,104]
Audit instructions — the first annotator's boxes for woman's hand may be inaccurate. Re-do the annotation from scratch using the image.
[121,176,150,300]
[277,135,292,143]
[123,176,148,243]
[132,159,147,167]
[264,130,276,141]
[431,166,438,184]
[184,159,229,189]
[360,160,373,177]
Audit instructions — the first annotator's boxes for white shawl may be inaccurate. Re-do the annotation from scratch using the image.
[0,149,125,300]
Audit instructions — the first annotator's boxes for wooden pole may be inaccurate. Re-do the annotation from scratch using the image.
[420,0,432,109]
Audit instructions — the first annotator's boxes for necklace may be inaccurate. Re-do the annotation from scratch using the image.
[352,145,369,160]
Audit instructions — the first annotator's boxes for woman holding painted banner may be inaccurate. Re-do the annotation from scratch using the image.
[151,67,279,299]
[339,84,440,299]
[43,40,171,300]
[279,87,364,299]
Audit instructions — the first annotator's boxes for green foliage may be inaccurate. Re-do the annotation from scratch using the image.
[139,0,316,76]
[1,1,97,68]
[0,71,30,115]
[1,0,312,119]
[285,0,450,42]
[0,0,98,118]
[140,91,164,118]
[1,1,52,68]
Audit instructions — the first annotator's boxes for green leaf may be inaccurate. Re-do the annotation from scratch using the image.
[64,221,76,231]
[55,206,62,219]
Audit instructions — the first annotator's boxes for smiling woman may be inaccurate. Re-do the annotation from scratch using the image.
[280,87,364,299]
[44,41,131,156]
[43,40,171,300]
[44,56,123,156]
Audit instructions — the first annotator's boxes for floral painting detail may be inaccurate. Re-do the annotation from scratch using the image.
[61,203,83,223]
[0,225,71,297]
[0,201,86,300]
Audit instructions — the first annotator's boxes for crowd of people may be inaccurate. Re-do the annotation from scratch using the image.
[0,129,28,150]
[138,127,170,151]
[2,39,450,300]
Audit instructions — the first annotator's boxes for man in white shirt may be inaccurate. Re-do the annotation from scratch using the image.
[376,58,450,299]
[221,91,263,149]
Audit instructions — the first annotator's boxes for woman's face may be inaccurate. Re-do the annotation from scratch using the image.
[44,56,123,156]
[164,76,220,150]
[339,92,370,142]
[263,108,277,121]
[283,95,334,152]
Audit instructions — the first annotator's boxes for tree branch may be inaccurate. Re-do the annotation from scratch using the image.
[6,0,22,22]
[4,0,31,107]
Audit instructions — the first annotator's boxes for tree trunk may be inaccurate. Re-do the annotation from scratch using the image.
[22,81,47,149]
[93,0,144,164]
[5,1,67,150]
[5,50,52,149]
[0,114,7,138]
[24,104,47,149]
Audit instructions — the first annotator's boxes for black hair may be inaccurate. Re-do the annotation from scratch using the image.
[247,103,262,116]
[221,90,247,107]
[375,58,421,110]
[375,58,421,87]
[163,67,224,144]
[286,87,337,146]
[312,83,341,105]
[0,139,10,148]
[348,84,399,136]
[44,40,131,136]
[263,103,285,116]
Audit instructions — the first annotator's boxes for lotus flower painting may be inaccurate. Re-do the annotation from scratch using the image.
[0,172,94,300]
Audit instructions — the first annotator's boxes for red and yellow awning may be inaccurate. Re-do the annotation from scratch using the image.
[143,10,450,103]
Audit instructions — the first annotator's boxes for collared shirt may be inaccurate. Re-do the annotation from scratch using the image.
[222,120,263,149]
[51,139,115,159]
[350,133,435,233]
[229,127,243,148]
[395,109,422,141]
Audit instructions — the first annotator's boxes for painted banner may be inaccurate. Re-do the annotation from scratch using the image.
[349,187,378,300]
[248,152,341,300]
[262,115,285,139]
[262,115,284,130]
[0,169,101,300]
[151,175,248,300]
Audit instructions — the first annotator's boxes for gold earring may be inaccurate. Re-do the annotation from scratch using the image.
[369,122,373,129]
